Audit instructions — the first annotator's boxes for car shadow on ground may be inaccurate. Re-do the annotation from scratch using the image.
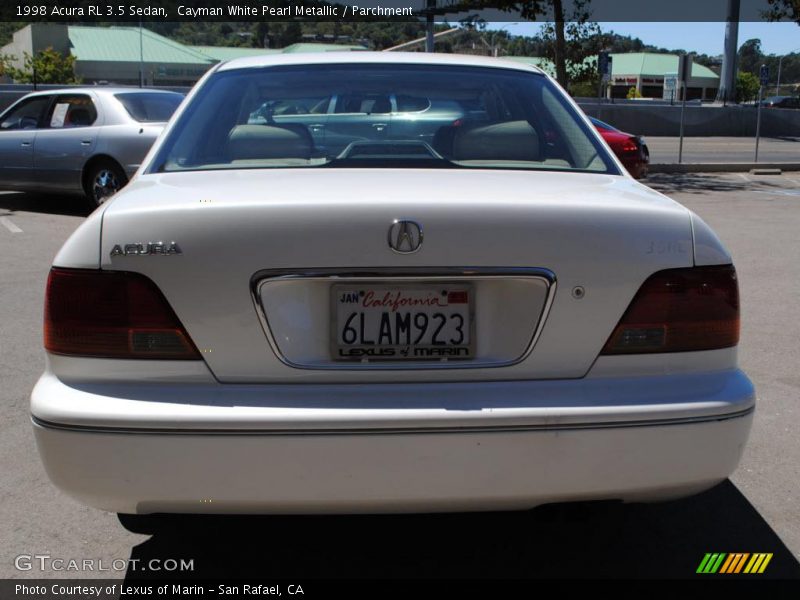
[645,173,788,196]
[119,480,800,580]
[0,191,90,217]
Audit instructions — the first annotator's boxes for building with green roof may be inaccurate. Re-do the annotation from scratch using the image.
[1,24,366,86]
[188,46,282,62]
[188,42,366,62]
[505,52,719,100]
[606,53,719,100]
[1,24,215,86]
[69,26,216,85]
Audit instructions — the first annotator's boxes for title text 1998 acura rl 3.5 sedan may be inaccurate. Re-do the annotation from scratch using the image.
[31,53,754,515]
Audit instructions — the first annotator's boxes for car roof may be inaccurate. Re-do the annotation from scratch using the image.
[16,87,183,98]
[216,51,547,75]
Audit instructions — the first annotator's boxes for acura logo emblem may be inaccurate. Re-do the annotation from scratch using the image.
[388,219,423,254]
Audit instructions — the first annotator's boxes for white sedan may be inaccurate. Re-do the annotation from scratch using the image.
[31,53,754,515]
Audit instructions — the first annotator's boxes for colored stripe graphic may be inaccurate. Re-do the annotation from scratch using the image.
[719,554,735,573]
[720,553,749,573]
[698,552,773,574]
[743,553,773,574]
[696,554,714,573]
[697,553,727,573]
[733,553,750,574]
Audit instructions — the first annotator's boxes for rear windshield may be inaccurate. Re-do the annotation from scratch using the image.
[151,64,618,175]
[116,92,183,123]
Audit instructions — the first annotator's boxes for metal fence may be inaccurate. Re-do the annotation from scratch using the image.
[1,83,798,138]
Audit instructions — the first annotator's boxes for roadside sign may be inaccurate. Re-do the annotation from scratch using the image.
[598,52,611,76]
[677,56,693,164]
[663,73,678,101]
[678,53,694,84]
[760,64,769,87]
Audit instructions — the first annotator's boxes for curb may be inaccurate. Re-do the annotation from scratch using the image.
[650,163,800,174]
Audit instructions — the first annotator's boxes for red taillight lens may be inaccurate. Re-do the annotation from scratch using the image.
[620,138,639,153]
[44,268,200,359]
[601,265,739,355]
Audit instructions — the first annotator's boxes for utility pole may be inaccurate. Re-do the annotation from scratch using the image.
[756,64,768,162]
[716,0,740,103]
[425,0,435,53]
[678,53,693,164]
[139,19,144,87]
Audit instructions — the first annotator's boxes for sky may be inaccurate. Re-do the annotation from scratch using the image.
[488,21,800,56]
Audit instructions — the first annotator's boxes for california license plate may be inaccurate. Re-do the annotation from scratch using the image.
[332,284,473,361]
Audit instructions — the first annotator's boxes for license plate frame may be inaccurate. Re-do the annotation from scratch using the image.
[330,282,475,362]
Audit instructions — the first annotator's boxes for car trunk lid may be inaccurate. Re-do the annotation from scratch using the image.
[98,168,693,383]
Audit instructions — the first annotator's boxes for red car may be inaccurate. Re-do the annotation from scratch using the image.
[590,117,650,179]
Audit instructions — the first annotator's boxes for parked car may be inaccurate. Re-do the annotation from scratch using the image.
[0,88,184,207]
[760,96,800,109]
[247,94,465,157]
[32,53,753,516]
[590,116,650,178]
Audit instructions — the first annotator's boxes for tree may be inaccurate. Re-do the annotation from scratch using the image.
[539,19,608,93]
[479,0,595,89]
[2,47,80,84]
[262,22,303,49]
[738,38,764,75]
[764,0,800,24]
[736,71,760,103]
[0,54,11,78]
[626,86,643,99]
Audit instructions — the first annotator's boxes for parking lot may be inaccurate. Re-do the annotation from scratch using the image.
[1,172,799,580]
[647,136,800,164]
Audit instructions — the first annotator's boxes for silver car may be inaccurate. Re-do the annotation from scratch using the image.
[0,87,183,207]
[248,94,465,157]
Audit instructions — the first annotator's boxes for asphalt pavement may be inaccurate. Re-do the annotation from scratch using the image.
[646,136,800,164]
[1,175,799,580]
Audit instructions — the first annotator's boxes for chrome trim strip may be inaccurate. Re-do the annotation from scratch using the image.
[32,407,754,437]
[248,267,557,371]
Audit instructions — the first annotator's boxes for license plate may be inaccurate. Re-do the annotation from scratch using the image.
[332,284,473,361]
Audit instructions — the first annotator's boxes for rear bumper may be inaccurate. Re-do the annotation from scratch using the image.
[31,369,755,514]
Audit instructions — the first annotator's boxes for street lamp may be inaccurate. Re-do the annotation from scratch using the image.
[776,47,800,95]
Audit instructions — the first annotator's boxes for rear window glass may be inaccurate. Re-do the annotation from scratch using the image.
[115,93,183,123]
[396,94,431,112]
[151,64,618,175]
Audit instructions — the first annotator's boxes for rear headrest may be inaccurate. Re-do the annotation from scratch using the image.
[370,96,392,114]
[67,108,92,126]
[227,124,313,161]
[452,120,541,162]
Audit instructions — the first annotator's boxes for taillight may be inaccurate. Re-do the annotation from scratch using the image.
[620,138,639,153]
[44,268,200,359]
[601,265,739,355]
